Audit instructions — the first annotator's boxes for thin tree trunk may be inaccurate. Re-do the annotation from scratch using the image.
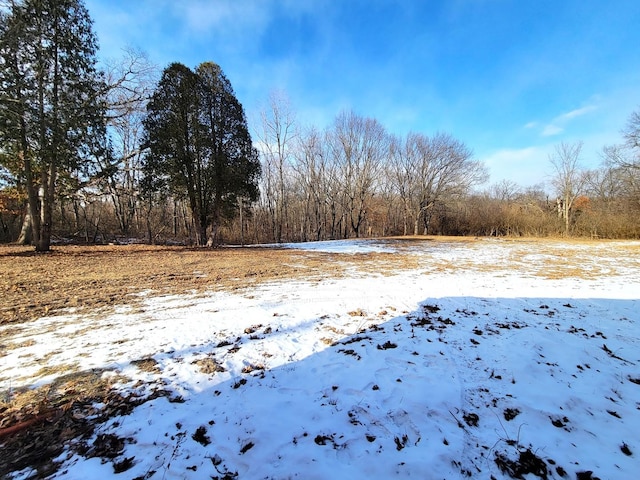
[21,150,41,248]
[36,162,56,251]
[17,209,32,245]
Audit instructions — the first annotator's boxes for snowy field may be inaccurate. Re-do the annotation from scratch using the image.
[2,238,640,479]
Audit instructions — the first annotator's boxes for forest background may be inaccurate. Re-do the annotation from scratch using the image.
[1,0,639,248]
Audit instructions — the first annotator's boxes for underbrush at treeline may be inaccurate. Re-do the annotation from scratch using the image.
[2,204,640,249]
[2,0,639,251]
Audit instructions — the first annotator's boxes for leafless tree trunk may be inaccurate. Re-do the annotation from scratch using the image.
[391,132,486,236]
[257,90,297,243]
[293,127,328,241]
[328,111,388,238]
[100,48,158,237]
[550,141,586,235]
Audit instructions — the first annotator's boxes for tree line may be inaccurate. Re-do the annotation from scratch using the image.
[252,102,639,244]
[1,0,639,249]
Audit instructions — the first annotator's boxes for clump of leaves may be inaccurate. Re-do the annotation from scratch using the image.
[394,434,409,451]
[504,408,521,421]
[463,412,479,427]
[576,471,601,480]
[192,426,210,446]
[193,357,226,374]
[239,441,254,454]
[494,448,548,479]
[232,378,247,389]
[130,357,160,374]
[620,442,633,456]
[423,304,440,314]
[113,456,135,473]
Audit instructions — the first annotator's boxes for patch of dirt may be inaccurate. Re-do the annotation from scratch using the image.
[0,245,357,325]
[130,357,161,374]
[494,448,549,479]
[0,369,165,478]
[193,357,226,374]
[4,238,637,326]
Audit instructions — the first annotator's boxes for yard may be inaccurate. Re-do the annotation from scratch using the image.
[1,237,639,479]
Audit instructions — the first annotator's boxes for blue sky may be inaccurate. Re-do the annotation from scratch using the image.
[85,0,640,188]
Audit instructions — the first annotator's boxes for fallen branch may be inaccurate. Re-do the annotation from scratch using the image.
[0,409,61,441]
[602,344,636,365]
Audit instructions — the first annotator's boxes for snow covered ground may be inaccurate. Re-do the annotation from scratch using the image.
[2,238,640,479]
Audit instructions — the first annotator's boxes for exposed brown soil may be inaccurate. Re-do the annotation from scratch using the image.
[3,236,637,325]
[0,243,412,326]
[0,368,152,477]
[0,236,637,478]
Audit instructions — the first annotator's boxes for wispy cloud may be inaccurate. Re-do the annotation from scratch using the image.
[480,146,552,186]
[174,1,271,36]
[482,146,542,165]
[561,105,598,120]
[539,104,599,137]
[541,124,564,137]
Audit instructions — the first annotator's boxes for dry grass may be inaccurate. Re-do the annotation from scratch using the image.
[1,236,638,478]
[0,368,123,426]
[0,244,346,325]
[2,237,638,326]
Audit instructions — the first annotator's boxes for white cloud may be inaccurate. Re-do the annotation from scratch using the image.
[560,105,597,120]
[169,0,324,40]
[541,124,564,137]
[539,103,599,137]
[175,1,271,35]
[479,146,553,187]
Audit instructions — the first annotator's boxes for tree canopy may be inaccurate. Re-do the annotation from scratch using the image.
[142,62,260,246]
[0,0,105,251]
[1,0,639,245]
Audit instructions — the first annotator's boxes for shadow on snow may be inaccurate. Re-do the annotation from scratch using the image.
[4,294,639,480]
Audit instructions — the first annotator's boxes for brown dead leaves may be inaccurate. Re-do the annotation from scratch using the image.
[0,245,343,325]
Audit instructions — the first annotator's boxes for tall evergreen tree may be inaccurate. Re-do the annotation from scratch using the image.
[0,0,105,251]
[142,62,260,246]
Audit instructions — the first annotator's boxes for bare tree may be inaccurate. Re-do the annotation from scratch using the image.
[328,111,388,238]
[257,90,297,243]
[99,48,158,236]
[601,145,640,212]
[391,132,486,235]
[491,179,521,202]
[549,141,587,235]
[292,127,330,240]
[622,108,640,151]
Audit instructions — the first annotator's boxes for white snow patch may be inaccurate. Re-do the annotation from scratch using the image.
[1,239,639,480]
